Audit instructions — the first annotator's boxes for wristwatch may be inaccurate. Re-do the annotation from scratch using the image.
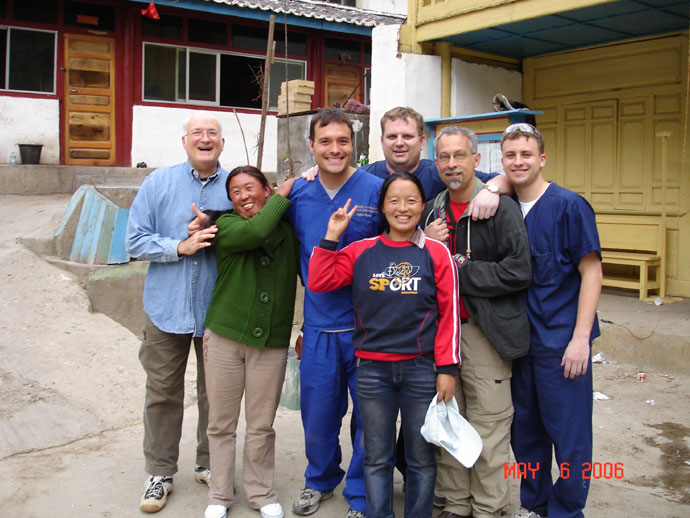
[483,183,500,194]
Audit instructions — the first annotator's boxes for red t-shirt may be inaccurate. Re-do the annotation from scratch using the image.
[447,200,470,319]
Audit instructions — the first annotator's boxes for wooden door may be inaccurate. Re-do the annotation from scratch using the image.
[63,34,115,165]
[324,63,360,107]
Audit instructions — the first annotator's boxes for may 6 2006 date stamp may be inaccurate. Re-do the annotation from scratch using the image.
[504,462,624,480]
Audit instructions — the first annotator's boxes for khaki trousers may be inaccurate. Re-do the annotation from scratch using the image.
[436,320,514,518]
[139,314,210,476]
[203,329,288,509]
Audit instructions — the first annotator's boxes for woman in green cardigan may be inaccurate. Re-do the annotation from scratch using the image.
[200,166,298,518]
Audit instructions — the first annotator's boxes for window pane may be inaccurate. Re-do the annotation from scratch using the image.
[8,29,54,92]
[64,1,115,31]
[219,53,261,108]
[364,43,371,64]
[189,18,227,46]
[189,52,216,103]
[232,25,268,51]
[0,29,6,89]
[142,14,183,40]
[269,60,306,109]
[144,44,181,101]
[0,0,7,19]
[274,31,307,56]
[13,0,57,24]
[325,38,361,62]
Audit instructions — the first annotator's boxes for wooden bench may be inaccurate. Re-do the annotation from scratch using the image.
[596,214,666,300]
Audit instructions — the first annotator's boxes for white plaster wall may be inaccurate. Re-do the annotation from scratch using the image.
[451,59,522,116]
[360,0,407,15]
[369,25,442,163]
[131,106,278,173]
[0,97,60,164]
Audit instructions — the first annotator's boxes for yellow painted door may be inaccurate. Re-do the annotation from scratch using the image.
[63,33,115,165]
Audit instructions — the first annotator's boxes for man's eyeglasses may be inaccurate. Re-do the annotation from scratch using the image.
[502,123,541,138]
[437,151,473,164]
[187,130,220,139]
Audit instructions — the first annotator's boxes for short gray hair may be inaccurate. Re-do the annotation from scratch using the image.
[433,126,478,156]
[182,111,223,136]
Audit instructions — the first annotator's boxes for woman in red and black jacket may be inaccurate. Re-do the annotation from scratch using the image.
[308,171,460,518]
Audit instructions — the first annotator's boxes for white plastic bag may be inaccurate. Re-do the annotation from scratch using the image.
[420,394,482,468]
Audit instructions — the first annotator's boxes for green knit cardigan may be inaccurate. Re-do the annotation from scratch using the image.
[204,194,299,349]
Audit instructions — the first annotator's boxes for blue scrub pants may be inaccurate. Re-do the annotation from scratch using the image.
[300,326,365,513]
[511,355,593,518]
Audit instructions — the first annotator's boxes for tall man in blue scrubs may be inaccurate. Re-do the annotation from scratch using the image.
[287,109,383,518]
[126,112,231,513]
[500,123,602,518]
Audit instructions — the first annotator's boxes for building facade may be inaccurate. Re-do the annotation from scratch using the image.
[0,0,403,170]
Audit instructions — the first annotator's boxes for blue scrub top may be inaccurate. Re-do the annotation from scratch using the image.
[523,183,601,356]
[287,168,383,331]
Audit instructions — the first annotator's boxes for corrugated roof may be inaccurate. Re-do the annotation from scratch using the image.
[203,0,406,27]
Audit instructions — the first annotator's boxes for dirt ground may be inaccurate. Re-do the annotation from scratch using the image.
[0,194,689,518]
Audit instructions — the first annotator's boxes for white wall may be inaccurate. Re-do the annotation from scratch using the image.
[0,97,60,164]
[131,106,278,173]
[369,25,442,163]
[359,0,407,15]
[451,59,522,116]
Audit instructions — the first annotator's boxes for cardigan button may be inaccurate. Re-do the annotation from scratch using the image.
[252,327,264,338]
[259,292,270,303]
[260,256,270,266]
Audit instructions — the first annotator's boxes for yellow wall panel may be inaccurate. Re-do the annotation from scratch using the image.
[618,118,646,190]
[564,124,586,189]
[591,121,616,189]
[655,94,680,114]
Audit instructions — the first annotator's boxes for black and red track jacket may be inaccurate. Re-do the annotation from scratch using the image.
[308,229,460,374]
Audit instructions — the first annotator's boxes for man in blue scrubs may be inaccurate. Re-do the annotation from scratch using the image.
[501,123,603,518]
[287,109,382,518]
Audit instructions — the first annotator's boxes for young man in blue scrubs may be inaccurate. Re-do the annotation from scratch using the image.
[501,123,603,518]
[287,108,383,518]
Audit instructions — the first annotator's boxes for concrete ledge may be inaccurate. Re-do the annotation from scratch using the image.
[0,165,151,195]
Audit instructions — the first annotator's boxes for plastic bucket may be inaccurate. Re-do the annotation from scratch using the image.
[18,144,43,164]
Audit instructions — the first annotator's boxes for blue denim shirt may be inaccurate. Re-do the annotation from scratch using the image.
[126,161,231,336]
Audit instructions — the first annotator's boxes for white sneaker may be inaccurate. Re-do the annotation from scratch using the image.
[260,502,284,518]
[204,504,228,518]
[511,507,543,518]
[140,475,173,513]
[195,465,212,486]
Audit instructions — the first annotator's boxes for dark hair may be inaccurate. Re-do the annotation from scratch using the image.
[225,165,268,201]
[309,108,354,142]
[377,172,426,232]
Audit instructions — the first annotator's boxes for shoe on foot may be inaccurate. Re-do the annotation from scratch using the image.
[204,504,228,518]
[195,465,212,486]
[439,511,471,518]
[346,510,365,518]
[260,502,284,518]
[140,475,173,513]
[292,487,333,516]
[511,507,543,518]
[433,491,447,508]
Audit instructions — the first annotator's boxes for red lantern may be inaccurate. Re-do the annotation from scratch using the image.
[141,1,160,20]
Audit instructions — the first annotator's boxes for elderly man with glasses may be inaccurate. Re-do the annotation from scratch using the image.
[126,111,231,513]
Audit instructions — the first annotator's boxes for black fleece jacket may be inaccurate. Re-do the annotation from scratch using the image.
[421,179,532,360]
